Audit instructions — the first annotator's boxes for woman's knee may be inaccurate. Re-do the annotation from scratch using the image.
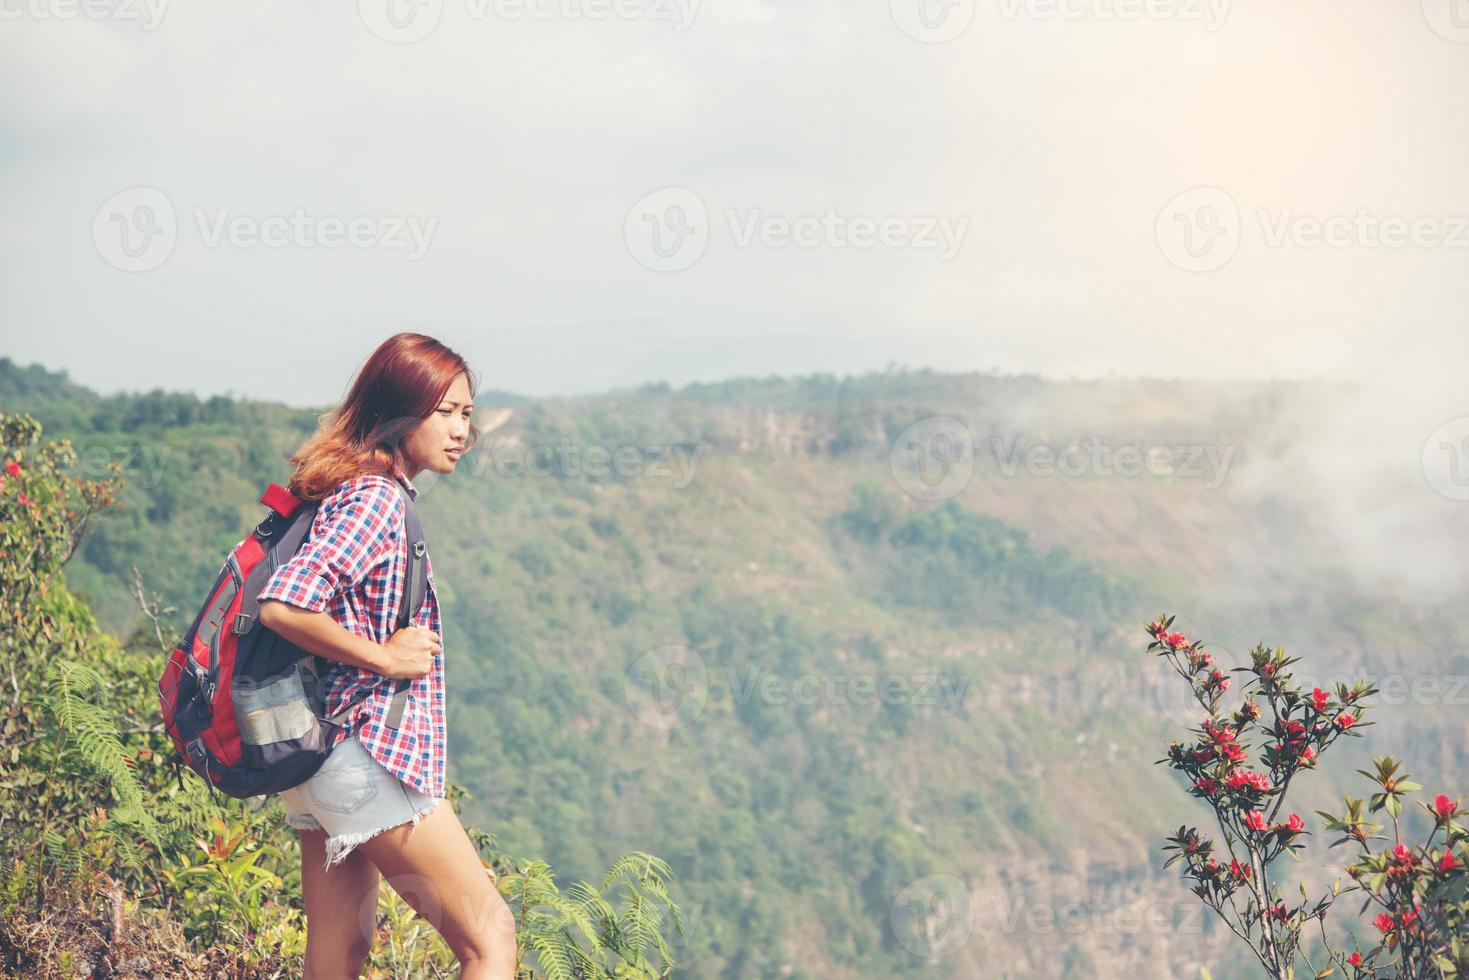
[444,886,517,964]
[304,930,374,979]
[345,924,376,963]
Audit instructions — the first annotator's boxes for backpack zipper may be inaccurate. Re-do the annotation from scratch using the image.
[204,554,243,705]
[185,737,220,801]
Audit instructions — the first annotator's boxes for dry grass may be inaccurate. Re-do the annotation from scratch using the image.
[0,872,283,979]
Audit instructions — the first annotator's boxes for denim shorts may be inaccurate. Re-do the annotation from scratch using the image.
[280,734,441,872]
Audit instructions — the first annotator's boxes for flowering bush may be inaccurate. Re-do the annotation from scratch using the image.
[1318,760,1467,978]
[1149,614,1467,979]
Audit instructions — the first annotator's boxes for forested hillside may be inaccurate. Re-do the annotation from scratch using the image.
[4,355,1465,979]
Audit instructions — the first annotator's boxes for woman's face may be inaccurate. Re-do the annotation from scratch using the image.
[401,372,473,478]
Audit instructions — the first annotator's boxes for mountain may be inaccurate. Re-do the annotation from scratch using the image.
[6,356,1465,979]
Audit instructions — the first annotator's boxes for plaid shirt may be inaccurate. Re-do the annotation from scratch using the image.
[256,468,446,799]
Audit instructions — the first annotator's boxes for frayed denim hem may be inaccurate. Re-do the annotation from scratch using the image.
[284,812,322,832]
[321,797,441,873]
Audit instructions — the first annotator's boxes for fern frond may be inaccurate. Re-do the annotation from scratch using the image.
[528,932,577,980]
[41,659,163,849]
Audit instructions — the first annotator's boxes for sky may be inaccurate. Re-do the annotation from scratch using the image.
[1,0,1467,408]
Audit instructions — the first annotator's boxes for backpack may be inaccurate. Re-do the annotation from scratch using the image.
[157,478,428,802]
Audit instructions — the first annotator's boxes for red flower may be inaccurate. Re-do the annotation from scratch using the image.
[1373,912,1394,933]
[1334,713,1357,730]
[1284,812,1304,833]
[1227,770,1272,794]
[1301,745,1316,763]
[1243,810,1267,832]
[1260,662,1277,678]
[1348,951,1362,967]
[1222,743,1247,763]
[17,493,28,506]
[1440,850,1458,873]
[1229,857,1252,880]
[1434,794,1457,821]
[1195,777,1219,795]
[5,460,19,477]
[1393,843,1417,866]
[1311,687,1329,712]
[1202,720,1236,743]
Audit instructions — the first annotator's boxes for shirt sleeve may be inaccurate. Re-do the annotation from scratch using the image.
[256,476,404,613]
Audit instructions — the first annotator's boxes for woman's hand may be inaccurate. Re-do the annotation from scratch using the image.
[377,625,440,679]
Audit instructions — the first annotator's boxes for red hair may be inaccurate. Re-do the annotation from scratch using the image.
[284,332,480,501]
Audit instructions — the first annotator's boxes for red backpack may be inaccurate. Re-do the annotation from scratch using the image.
[157,480,427,801]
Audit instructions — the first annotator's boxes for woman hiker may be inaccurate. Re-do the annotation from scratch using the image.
[257,331,516,979]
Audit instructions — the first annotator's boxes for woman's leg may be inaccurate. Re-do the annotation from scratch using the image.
[299,826,383,979]
[355,800,518,980]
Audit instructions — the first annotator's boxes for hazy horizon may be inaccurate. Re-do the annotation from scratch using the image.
[4,348,1365,410]
[3,0,1468,408]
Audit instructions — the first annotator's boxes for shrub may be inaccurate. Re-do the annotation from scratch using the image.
[1149,614,1467,979]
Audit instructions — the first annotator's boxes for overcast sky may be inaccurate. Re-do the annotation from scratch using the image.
[1,0,1467,408]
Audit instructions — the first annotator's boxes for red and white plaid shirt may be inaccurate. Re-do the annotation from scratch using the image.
[256,467,446,799]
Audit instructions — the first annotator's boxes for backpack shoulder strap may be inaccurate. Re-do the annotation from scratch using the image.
[234,499,320,636]
[384,484,429,730]
[397,489,428,631]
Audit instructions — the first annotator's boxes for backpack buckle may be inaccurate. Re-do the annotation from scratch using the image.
[186,737,219,799]
[232,612,253,635]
